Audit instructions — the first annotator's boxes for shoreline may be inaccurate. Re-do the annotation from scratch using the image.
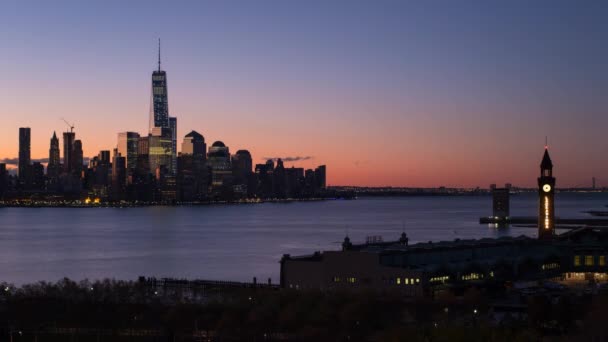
[0,196,350,208]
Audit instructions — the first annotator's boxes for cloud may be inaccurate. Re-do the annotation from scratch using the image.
[263,156,314,163]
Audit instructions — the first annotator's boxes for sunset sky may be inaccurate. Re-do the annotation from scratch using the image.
[2,1,608,188]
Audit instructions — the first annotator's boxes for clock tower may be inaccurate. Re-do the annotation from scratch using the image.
[538,146,555,240]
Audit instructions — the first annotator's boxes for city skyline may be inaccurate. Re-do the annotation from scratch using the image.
[2,1,608,187]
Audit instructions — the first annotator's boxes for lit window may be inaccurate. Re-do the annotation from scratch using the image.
[601,256,606,267]
[416,278,420,283]
[405,278,409,285]
[396,277,401,285]
[574,255,581,267]
[585,255,594,266]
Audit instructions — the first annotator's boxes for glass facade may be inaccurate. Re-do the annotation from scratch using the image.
[117,132,140,171]
[148,127,173,174]
[150,71,169,131]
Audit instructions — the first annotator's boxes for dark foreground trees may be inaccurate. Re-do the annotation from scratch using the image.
[0,278,604,341]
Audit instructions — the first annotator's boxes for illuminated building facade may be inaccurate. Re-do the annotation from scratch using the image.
[117,132,140,171]
[538,146,555,240]
[148,127,173,175]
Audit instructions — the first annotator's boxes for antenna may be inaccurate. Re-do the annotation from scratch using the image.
[158,38,161,72]
[545,136,548,149]
[61,118,74,133]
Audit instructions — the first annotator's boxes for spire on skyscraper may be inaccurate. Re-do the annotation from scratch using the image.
[158,38,161,72]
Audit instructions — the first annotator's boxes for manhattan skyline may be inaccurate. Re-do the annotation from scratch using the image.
[2,1,608,187]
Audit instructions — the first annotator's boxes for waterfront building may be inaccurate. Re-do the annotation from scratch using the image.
[47,132,61,179]
[18,127,31,181]
[255,160,275,198]
[538,146,556,239]
[279,145,583,296]
[117,132,140,171]
[491,184,510,219]
[285,167,305,198]
[315,165,327,189]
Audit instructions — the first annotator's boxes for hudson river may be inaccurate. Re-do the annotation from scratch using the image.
[1,193,607,285]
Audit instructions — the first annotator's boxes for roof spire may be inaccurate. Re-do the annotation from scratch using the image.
[158,38,161,72]
[545,136,548,149]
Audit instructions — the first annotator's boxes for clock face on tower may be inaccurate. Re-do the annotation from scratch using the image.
[543,184,551,192]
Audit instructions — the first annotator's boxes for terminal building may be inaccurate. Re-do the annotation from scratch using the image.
[280,146,608,295]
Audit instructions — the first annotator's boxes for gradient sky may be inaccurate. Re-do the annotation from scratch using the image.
[2,1,608,187]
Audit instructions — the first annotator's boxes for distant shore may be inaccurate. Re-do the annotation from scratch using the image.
[0,196,353,208]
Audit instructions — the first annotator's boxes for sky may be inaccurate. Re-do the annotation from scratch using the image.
[1,1,607,188]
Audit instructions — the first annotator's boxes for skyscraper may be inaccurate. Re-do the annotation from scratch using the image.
[48,131,61,178]
[117,132,140,171]
[148,127,173,174]
[181,131,206,158]
[63,132,75,173]
[169,116,177,174]
[315,165,327,189]
[111,149,127,199]
[208,141,231,188]
[73,140,84,175]
[18,127,31,180]
[150,39,169,132]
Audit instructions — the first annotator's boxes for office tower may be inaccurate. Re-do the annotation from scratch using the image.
[18,127,31,180]
[63,132,75,173]
[285,166,305,198]
[255,161,274,198]
[273,158,287,198]
[181,131,206,159]
[117,132,140,171]
[538,146,555,240]
[111,149,127,199]
[231,150,253,198]
[148,127,173,175]
[47,131,61,178]
[207,141,231,188]
[73,140,84,175]
[30,162,45,190]
[98,150,111,166]
[150,40,169,131]
[232,150,252,177]
[169,116,177,174]
[315,165,327,189]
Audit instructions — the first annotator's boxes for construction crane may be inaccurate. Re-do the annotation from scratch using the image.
[61,118,74,133]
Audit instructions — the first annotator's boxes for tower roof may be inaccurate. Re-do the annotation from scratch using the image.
[185,130,203,139]
[541,147,553,169]
[212,141,225,147]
